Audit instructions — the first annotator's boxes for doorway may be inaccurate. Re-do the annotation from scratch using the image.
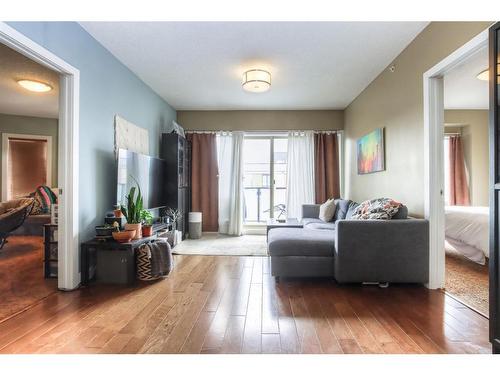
[440,45,489,316]
[0,22,79,293]
[242,134,288,224]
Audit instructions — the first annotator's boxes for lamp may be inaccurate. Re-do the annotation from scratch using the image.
[242,69,271,93]
[17,79,52,92]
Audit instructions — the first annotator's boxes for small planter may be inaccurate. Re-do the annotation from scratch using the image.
[142,225,153,237]
[125,223,142,239]
[113,209,123,218]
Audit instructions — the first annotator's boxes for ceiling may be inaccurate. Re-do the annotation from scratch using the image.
[0,43,59,118]
[444,46,488,110]
[80,22,429,110]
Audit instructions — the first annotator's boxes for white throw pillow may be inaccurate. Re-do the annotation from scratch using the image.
[319,199,336,222]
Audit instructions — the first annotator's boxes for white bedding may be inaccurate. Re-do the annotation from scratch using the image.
[445,205,489,265]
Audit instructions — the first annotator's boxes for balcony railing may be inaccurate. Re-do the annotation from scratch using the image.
[243,186,286,223]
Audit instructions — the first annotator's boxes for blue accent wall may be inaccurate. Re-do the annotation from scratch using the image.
[8,22,177,240]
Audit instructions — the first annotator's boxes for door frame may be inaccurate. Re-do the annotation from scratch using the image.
[1,133,53,201]
[423,29,489,289]
[0,22,80,290]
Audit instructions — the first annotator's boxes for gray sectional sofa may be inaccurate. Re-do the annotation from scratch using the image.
[267,199,429,285]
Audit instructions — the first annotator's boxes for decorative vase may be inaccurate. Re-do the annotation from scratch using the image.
[142,225,153,237]
[125,223,142,239]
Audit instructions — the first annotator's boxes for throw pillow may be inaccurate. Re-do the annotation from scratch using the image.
[319,199,337,222]
[350,198,402,220]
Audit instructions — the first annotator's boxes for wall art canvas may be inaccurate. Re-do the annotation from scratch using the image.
[357,127,385,174]
[114,115,149,156]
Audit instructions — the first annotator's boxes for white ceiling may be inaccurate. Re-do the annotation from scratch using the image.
[444,46,488,110]
[0,43,59,118]
[80,22,429,110]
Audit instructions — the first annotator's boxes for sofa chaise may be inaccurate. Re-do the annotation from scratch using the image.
[267,199,429,285]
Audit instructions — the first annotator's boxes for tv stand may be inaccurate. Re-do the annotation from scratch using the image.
[80,224,172,286]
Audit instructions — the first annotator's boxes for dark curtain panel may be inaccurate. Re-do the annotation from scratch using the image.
[187,133,219,231]
[314,133,340,203]
[448,136,470,206]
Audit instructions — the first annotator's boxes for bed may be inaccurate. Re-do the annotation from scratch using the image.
[445,205,489,265]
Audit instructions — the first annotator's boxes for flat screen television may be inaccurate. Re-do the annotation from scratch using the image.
[116,148,166,209]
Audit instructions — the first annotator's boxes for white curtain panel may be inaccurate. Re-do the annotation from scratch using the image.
[217,133,232,234]
[286,131,315,219]
[217,131,245,236]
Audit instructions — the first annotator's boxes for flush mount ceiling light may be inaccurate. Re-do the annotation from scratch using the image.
[476,64,500,81]
[242,69,271,93]
[17,79,52,92]
[477,69,489,81]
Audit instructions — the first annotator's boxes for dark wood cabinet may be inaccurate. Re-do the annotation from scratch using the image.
[161,133,191,239]
[43,224,58,278]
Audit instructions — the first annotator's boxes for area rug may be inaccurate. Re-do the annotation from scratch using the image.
[172,233,268,256]
[445,252,489,316]
[0,236,57,322]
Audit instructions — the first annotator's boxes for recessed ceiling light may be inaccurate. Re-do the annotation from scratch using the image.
[17,79,52,92]
[242,69,271,93]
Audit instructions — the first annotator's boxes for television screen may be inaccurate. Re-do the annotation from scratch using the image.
[116,148,166,209]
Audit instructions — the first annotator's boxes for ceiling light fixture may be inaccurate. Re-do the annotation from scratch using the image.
[477,64,500,81]
[17,79,52,92]
[242,69,271,93]
[477,69,489,81]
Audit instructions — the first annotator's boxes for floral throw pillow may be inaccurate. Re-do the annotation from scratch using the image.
[350,198,402,220]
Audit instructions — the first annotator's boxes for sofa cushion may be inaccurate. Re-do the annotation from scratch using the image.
[304,222,336,230]
[319,199,336,222]
[268,228,335,257]
[302,218,323,226]
[333,199,351,221]
[392,205,408,219]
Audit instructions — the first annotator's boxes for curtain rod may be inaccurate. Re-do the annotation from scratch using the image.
[184,129,342,134]
[444,132,461,136]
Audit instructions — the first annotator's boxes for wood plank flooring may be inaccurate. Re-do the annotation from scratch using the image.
[0,255,491,354]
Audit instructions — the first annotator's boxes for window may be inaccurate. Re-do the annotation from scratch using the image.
[243,135,288,223]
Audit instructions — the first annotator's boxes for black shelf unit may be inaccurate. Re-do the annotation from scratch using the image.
[43,224,58,278]
[161,133,191,239]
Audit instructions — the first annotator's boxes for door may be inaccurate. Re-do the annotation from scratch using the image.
[489,22,500,354]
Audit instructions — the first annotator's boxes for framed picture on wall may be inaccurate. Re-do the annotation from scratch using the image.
[357,127,385,174]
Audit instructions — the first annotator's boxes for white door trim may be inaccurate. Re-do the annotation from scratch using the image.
[1,133,53,201]
[0,22,80,291]
[423,29,488,289]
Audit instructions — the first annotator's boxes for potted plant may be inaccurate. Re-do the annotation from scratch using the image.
[113,204,123,218]
[120,177,143,240]
[141,209,154,237]
[165,208,182,247]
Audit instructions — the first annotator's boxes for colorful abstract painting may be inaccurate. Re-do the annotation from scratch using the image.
[357,128,385,174]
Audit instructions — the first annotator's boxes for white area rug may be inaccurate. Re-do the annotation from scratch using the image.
[172,233,268,256]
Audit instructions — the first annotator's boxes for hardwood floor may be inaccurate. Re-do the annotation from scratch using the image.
[0,255,491,354]
[0,236,57,322]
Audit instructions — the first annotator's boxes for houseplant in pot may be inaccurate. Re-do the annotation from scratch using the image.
[120,178,143,240]
[141,209,154,237]
[165,208,182,247]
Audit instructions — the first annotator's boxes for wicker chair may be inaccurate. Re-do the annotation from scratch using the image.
[0,198,34,249]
